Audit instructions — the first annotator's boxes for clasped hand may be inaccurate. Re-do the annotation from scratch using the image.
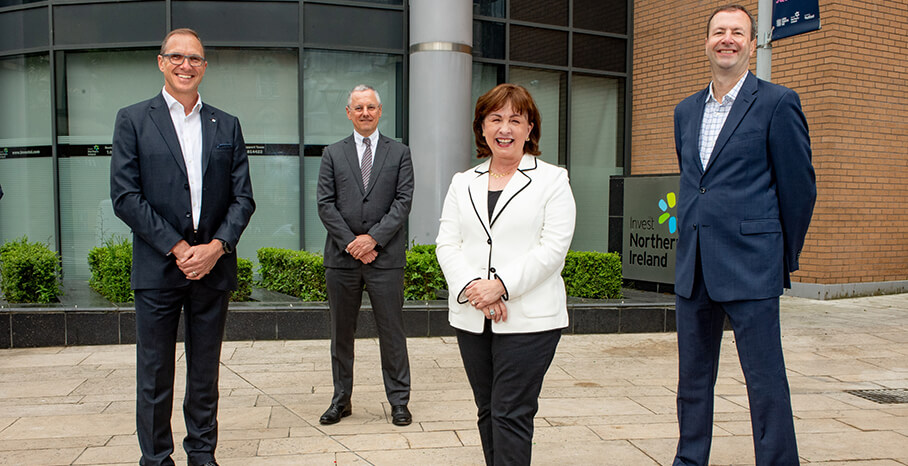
[346,234,378,264]
[465,279,508,323]
[171,240,223,280]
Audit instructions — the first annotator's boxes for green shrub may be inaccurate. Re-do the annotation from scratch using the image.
[562,250,622,299]
[404,244,447,300]
[257,247,327,301]
[231,257,254,302]
[87,237,134,303]
[0,236,63,303]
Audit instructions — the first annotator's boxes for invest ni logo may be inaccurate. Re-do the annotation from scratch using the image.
[658,192,676,234]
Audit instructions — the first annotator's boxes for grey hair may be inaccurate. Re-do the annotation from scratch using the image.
[347,84,381,107]
[160,28,204,55]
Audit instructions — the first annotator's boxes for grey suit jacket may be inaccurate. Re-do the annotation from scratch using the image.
[316,133,414,269]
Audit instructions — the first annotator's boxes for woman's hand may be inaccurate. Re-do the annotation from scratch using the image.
[465,279,507,322]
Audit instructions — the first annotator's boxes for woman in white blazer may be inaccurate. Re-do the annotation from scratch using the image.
[436,84,576,465]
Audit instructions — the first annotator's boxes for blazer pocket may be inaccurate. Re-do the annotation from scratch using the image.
[740,219,782,235]
[216,143,233,149]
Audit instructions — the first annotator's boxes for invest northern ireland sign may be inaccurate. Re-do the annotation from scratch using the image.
[622,175,680,284]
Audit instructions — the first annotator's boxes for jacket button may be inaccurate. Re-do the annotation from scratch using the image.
[487,239,492,244]
[699,187,706,194]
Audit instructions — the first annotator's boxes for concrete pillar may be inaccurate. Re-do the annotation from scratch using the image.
[408,0,473,246]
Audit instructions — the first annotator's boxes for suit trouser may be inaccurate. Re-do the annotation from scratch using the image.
[456,319,562,466]
[135,283,229,466]
[326,266,411,406]
[673,254,799,466]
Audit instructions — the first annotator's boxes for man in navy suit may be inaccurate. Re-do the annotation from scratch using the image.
[111,28,254,466]
[672,5,816,465]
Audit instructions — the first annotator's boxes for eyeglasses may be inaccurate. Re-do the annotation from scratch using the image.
[161,53,206,67]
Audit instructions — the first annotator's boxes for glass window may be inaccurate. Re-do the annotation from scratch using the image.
[573,0,627,34]
[0,8,48,53]
[573,33,627,73]
[510,26,568,67]
[57,49,161,279]
[509,67,566,167]
[304,3,404,51]
[53,3,165,47]
[202,48,301,266]
[473,20,505,60]
[173,2,298,44]
[569,74,625,252]
[473,0,505,18]
[510,0,568,26]
[0,54,55,250]
[302,50,403,252]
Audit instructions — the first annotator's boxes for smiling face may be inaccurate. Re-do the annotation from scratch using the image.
[481,101,534,161]
[705,9,756,80]
[346,89,382,137]
[158,32,207,101]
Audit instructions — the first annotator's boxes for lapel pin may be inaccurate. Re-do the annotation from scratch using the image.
[211,118,216,123]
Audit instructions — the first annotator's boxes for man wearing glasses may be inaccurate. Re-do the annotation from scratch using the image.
[110,28,255,466]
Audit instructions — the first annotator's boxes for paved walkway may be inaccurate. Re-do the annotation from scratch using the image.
[0,294,906,465]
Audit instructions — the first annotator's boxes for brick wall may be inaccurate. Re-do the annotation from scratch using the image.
[632,1,908,285]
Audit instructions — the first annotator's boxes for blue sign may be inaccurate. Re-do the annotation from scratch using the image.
[772,0,821,40]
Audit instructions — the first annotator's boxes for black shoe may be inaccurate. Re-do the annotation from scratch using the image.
[319,403,352,425]
[188,461,218,466]
[391,404,412,426]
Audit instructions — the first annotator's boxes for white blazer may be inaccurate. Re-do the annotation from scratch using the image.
[436,155,576,334]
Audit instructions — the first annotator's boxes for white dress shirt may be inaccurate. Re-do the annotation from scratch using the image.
[698,72,748,170]
[162,87,203,229]
[353,129,380,165]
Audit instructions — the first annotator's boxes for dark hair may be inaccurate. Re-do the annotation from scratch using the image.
[473,83,541,159]
[160,28,204,55]
[707,4,756,40]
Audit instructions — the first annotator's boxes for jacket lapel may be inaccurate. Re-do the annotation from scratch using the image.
[468,160,492,236]
[341,136,364,195]
[148,94,187,177]
[490,155,536,227]
[690,88,709,175]
[704,73,757,174]
[201,105,217,176]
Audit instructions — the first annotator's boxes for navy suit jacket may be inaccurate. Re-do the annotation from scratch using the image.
[316,133,414,269]
[674,73,816,302]
[111,93,255,291]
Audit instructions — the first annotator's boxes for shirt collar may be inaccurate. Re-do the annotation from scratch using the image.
[706,72,748,105]
[354,130,380,147]
[162,87,203,115]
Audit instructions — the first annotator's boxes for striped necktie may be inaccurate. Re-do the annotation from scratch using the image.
[361,137,372,190]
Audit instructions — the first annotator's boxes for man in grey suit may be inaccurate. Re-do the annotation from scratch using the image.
[316,84,414,426]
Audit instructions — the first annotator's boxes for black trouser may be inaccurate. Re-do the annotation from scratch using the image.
[135,283,229,466]
[326,266,411,406]
[456,320,562,466]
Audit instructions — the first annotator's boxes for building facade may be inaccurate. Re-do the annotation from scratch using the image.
[2,0,905,298]
[0,0,629,280]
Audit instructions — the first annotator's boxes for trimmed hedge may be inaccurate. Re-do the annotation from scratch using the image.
[0,236,63,303]
[88,237,134,303]
[231,257,254,302]
[404,244,447,300]
[562,250,622,299]
[88,238,254,303]
[257,245,622,301]
[257,247,327,301]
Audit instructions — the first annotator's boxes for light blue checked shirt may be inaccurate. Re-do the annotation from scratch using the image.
[698,72,748,170]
